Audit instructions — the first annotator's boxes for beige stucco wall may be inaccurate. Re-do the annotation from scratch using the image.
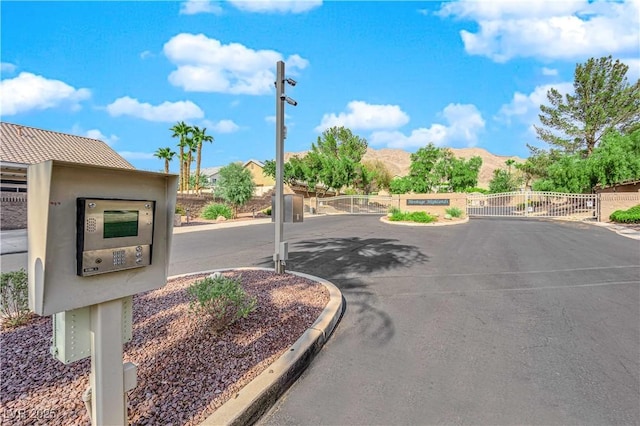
[398,193,467,217]
[245,161,275,187]
[598,192,640,222]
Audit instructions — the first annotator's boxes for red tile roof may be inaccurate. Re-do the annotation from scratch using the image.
[0,122,134,169]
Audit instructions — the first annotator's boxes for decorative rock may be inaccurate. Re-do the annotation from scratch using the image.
[444,214,452,220]
[209,272,223,280]
[216,215,227,221]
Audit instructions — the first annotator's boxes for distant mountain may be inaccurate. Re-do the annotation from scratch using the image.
[285,146,525,189]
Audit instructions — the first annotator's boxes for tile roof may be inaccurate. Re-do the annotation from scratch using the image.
[244,159,265,168]
[0,122,134,169]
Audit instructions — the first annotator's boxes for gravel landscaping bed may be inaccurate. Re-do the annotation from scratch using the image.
[0,270,329,426]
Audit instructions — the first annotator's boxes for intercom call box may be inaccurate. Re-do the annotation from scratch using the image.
[77,198,155,276]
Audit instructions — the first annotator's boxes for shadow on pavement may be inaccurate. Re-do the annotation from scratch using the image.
[258,237,429,347]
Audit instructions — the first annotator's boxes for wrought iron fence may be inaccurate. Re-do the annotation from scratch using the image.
[466,191,598,220]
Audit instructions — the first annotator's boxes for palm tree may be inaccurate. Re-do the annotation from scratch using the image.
[170,121,192,192]
[191,126,214,191]
[183,135,197,193]
[153,147,176,174]
[505,159,516,175]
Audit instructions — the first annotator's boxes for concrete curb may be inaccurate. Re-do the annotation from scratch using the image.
[380,216,469,227]
[170,267,344,426]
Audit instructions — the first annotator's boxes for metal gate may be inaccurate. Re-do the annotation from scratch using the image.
[466,191,598,220]
[317,195,398,214]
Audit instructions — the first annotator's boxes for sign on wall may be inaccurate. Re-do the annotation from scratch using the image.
[407,199,450,206]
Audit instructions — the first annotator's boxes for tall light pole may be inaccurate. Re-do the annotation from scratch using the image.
[274,60,297,274]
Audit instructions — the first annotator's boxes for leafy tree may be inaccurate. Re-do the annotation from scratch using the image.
[409,143,442,193]
[153,147,176,174]
[170,121,193,192]
[529,129,640,193]
[531,155,593,193]
[305,126,368,194]
[215,163,256,218]
[191,126,214,191]
[360,160,392,193]
[488,169,521,193]
[389,176,413,194]
[354,163,376,195]
[449,156,482,192]
[589,129,640,188]
[534,55,640,157]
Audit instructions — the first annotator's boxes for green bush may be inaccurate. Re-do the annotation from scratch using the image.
[388,209,436,223]
[263,207,272,216]
[175,204,186,215]
[187,274,257,333]
[445,207,464,218]
[464,187,489,194]
[610,205,640,223]
[0,269,31,328]
[201,203,233,220]
[406,211,437,223]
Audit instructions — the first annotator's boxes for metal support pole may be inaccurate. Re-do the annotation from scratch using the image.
[274,61,286,274]
[89,298,126,426]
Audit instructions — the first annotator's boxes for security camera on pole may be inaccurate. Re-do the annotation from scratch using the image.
[274,60,297,274]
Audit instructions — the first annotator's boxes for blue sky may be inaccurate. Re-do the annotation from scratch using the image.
[1,0,639,173]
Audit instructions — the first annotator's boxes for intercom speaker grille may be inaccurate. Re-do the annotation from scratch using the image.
[86,218,97,233]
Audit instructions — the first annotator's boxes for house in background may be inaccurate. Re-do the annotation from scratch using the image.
[201,160,274,196]
[200,166,222,191]
[244,159,274,196]
[0,122,134,230]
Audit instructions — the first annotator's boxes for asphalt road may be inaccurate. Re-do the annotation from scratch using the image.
[168,215,640,425]
[3,216,639,424]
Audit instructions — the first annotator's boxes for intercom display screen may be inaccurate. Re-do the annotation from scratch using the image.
[103,210,139,238]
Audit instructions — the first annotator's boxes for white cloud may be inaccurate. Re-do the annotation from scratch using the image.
[70,124,120,146]
[370,103,485,149]
[140,50,154,60]
[497,82,573,125]
[86,129,120,146]
[542,67,558,76]
[106,96,204,122]
[201,118,240,133]
[163,33,309,95]
[228,0,321,14]
[180,0,223,15]
[1,62,17,73]
[315,101,410,132]
[118,151,156,160]
[437,0,640,62]
[0,72,90,116]
[622,58,640,82]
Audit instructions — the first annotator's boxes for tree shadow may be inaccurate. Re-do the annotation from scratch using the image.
[258,237,429,348]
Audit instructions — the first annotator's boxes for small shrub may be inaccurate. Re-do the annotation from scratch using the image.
[388,209,436,223]
[464,187,489,194]
[175,204,186,215]
[201,203,233,220]
[263,207,272,216]
[406,211,437,223]
[388,207,404,221]
[445,207,464,218]
[187,274,257,333]
[610,205,640,223]
[0,269,31,328]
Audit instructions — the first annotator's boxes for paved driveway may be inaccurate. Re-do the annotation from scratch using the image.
[169,215,640,425]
